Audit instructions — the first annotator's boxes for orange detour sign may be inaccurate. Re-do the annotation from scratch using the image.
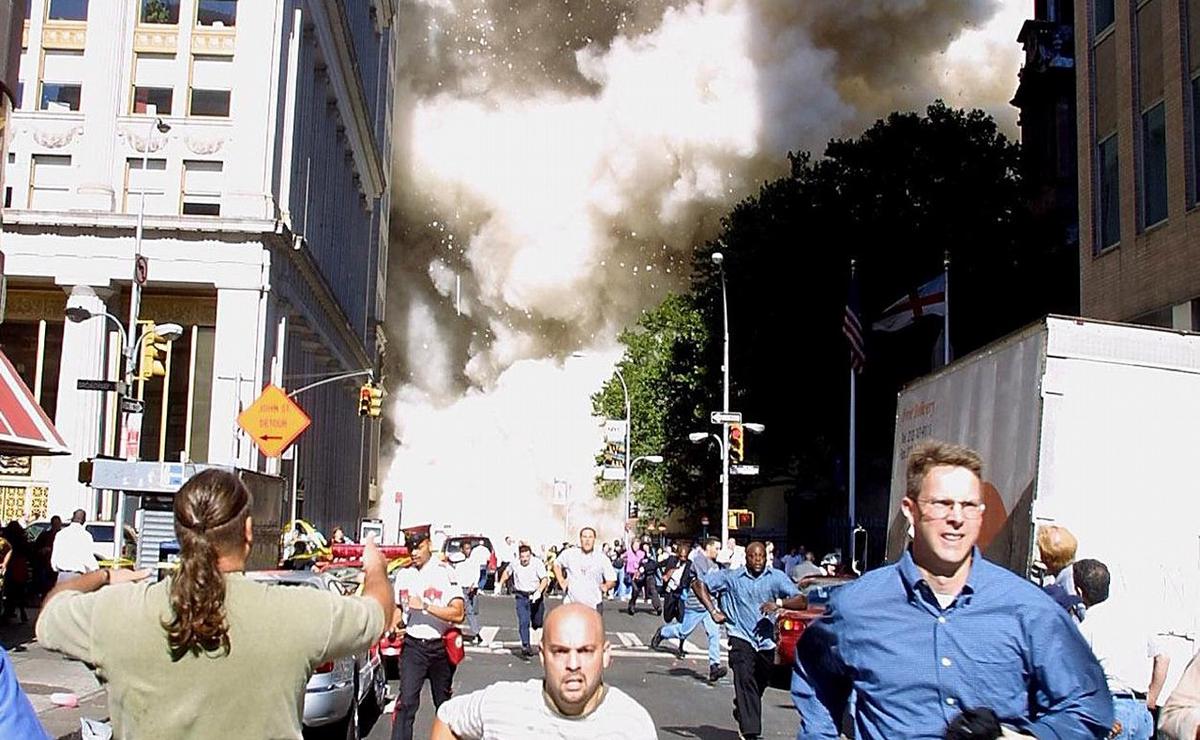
[237,384,312,457]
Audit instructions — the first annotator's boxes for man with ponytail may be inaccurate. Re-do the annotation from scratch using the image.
[36,468,394,738]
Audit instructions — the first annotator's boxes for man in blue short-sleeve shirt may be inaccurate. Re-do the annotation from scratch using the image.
[694,540,807,739]
[792,440,1112,739]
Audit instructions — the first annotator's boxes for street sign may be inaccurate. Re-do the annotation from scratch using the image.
[731,465,760,476]
[78,379,126,393]
[710,411,742,425]
[120,397,145,415]
[134,255,149,286]
[237,384,312,458]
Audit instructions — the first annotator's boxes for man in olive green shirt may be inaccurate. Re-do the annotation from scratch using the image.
[37,525,391,738]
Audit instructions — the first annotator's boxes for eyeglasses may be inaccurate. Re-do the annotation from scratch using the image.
[916,498,986,520]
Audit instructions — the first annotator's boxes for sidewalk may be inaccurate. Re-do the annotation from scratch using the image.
[1,606,108,740]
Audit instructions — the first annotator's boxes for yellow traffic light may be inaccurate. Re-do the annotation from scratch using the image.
[138,324,169,380]
[358,384,372,416]
[367,385,384,418]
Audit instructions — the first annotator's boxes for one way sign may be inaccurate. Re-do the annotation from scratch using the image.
[237,384,311,457]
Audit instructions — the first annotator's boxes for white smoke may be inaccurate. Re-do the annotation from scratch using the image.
[380,0,1026,541]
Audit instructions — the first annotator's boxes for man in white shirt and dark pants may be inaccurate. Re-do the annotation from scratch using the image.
[553,527,617,613]
[1075,558,1169,740]
[391,528,466,740]
[50,510,97,583]
[500,543,550,658]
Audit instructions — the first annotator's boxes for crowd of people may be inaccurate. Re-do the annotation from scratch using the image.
[10,439,1200,738]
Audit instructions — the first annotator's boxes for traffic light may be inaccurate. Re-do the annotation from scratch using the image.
[728,509,754,530]
[138,324,169,380]
[367,384,385,418]
[728,422,744,465]
[358,384,372,416]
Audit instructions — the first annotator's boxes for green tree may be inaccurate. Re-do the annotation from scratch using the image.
[683,101,1075,551]
[591,293,713,516]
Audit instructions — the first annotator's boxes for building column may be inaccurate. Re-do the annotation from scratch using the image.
[207,287,264,468]
[75,0,132,211]
[48,285,112,517]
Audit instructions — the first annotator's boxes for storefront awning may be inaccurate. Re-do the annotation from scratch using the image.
[0,349,68,456]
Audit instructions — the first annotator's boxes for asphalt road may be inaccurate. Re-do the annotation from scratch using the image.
[363,593,800,739]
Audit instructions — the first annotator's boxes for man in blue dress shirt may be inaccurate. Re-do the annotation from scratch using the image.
[792,440,1113,739]
[694,541,809,739]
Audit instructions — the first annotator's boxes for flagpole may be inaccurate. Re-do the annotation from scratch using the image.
[943,251,951,366]
[848,260,857,571]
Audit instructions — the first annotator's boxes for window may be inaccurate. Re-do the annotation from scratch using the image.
[38,82,80,111]
[140,0,180,24]
[196,0,236,27]
[46,0,87,21]
[124,158,168,214]
[188,89,229,117]
[189,55,231,117]
[1095,0,1114,33]
[29,154,72,210]
[1141,103,1168,227]
[39,49,83,111]
[182,160,221,215]
[132,86,172,115]
[1097,135,1120,250]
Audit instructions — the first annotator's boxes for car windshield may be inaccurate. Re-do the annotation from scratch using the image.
[445,538,489,554]
[87,525,114,543]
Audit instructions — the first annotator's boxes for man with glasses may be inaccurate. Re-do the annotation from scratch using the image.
[792,440,1112,739]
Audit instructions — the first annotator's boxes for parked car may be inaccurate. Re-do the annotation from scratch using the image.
[441,535,497,589]
[247,570,386,740]
[774,576,855,668]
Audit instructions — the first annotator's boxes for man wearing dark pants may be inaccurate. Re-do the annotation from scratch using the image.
[694,541,806,739]
[390,528,466,740]
[500,544,551,657]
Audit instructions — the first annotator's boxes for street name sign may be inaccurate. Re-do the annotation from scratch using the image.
[710,411,742,424]
[237,384,311,458]
[78,379,126,393]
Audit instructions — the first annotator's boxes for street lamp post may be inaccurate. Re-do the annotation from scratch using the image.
[613,368,632,543]
[712,251,731,544]
[123,110,171,457]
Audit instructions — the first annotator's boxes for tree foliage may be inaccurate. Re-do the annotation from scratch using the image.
[594,102,1077,551]
[591,293,712,515]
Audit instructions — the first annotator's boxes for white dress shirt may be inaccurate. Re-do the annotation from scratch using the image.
[50,523,98,573]
[1078,600,1164,694]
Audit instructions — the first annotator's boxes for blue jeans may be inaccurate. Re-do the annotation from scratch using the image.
[616,571,633,600]
[1111,697,1152,740]
[660,606,721,665]
[464,589,480,636]
[514,592,545,648]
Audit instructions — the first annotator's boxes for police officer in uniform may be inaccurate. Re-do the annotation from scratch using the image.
[391,526,466,740]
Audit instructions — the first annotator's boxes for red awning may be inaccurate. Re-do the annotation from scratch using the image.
[0,349,68,456]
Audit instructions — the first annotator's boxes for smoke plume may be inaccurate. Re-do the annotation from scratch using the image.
[380,0,1022,544]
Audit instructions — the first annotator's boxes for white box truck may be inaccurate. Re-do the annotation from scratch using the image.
[885,316,1200,683]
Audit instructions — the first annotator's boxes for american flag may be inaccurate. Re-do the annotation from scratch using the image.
[843,266,866,372]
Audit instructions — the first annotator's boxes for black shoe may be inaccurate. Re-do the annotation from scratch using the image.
[649,627,664,651]
[709,664,728,681]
